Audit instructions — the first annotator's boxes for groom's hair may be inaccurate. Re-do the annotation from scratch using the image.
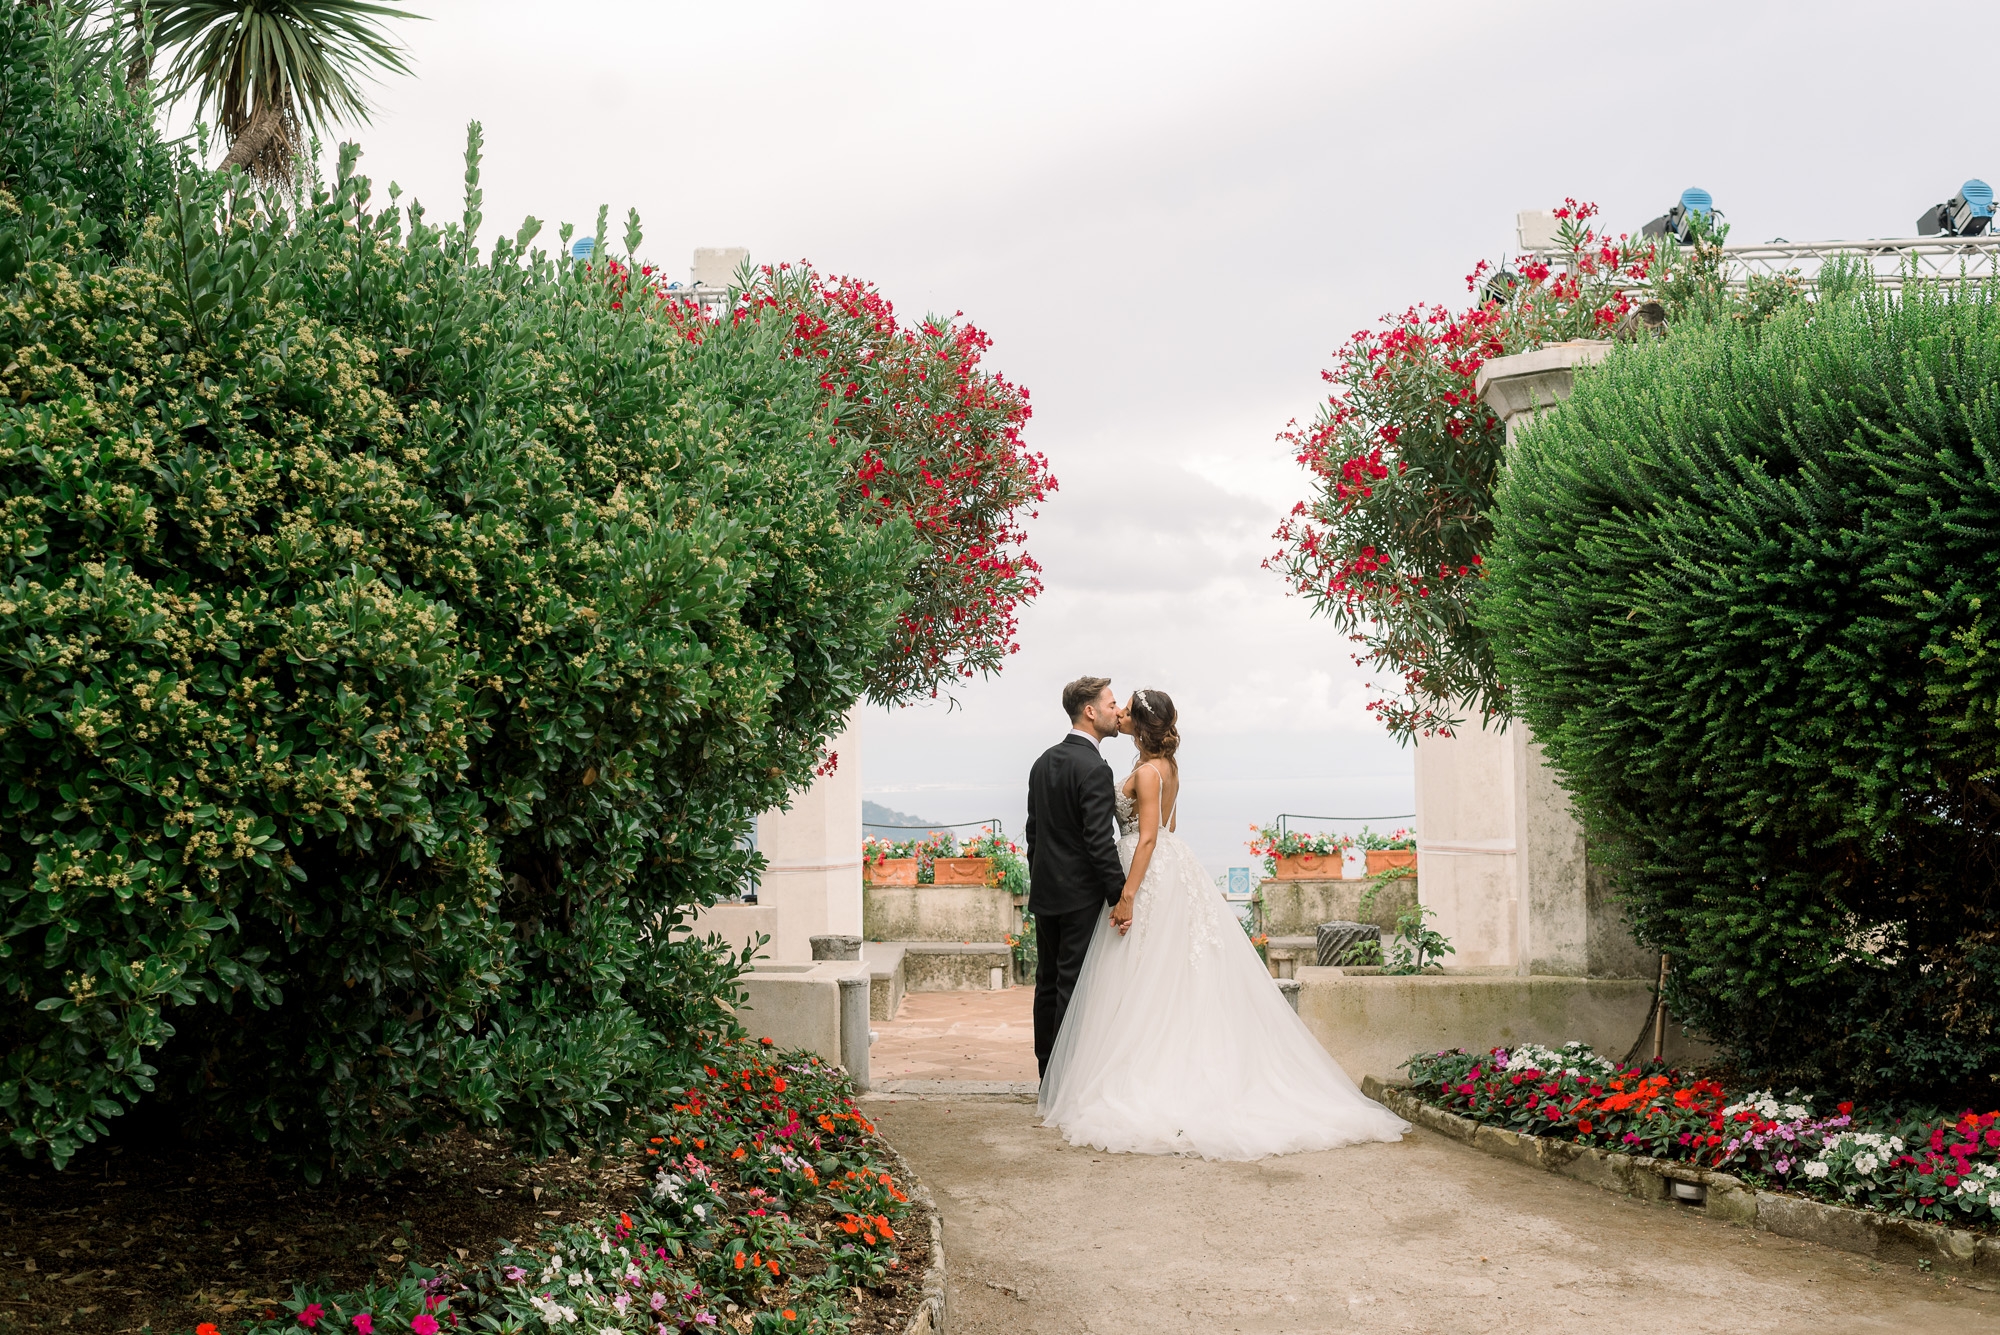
[1063,675,1112,722]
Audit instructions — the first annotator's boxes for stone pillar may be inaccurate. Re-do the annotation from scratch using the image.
[1407,342,1653,980]
[753,715,864,961]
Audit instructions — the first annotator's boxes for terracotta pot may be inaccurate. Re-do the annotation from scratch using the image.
[931,856,992,886]
[864,856,917,886]
[1273,851,1344,881]
[1366,849,1417,875]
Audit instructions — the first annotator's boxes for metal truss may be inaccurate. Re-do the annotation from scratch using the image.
[1717,236,2000,289]
[1527,235,2000,291]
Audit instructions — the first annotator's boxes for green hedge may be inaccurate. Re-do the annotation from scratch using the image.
[1481,281,2000,1106]
[0,6,915,1173]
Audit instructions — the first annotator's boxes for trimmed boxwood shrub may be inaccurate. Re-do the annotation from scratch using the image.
[0,7,919,1173]
[1480,280,2000,1106]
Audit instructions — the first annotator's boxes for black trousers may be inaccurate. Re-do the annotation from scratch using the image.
[1033,903,1104,1077]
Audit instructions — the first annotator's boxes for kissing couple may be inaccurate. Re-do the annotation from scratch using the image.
[1025,676,1407,1160]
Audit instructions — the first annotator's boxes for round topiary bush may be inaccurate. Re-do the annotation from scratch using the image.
[1481,281,2000,1106]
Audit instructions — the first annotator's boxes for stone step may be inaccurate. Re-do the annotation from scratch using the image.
[899,941,1014,993]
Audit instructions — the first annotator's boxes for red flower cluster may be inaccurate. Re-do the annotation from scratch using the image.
[596,258,1054,703]
[1267,201,1667,738]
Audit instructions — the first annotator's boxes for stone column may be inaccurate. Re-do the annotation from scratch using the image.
[1408,342,1653,980]
[752,715,864,961]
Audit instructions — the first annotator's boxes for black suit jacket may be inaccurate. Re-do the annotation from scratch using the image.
[1025,734,1126,915]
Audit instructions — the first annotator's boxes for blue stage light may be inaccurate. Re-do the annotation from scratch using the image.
[1642,188,1718,244]
[1918,179,1993,237]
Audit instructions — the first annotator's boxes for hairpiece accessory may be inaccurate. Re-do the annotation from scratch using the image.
[1135,689,1151,712]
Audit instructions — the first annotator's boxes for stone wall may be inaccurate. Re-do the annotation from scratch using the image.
[863,883,1017,942]
[1256,876,1415,936]
[1294,969,1712,1083]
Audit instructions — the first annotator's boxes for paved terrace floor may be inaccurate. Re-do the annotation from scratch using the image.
[864,990,2000,1334]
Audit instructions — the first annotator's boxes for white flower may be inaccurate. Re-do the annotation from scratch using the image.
[1804,1160,1829,1179]
[1989,1190,2000,1209]
[568,1273,586,1288]
[600,1327,621,1335]
[1889,1137,1905,1153]
[1854,1153,1879,1176]
[599,1237,612,1256]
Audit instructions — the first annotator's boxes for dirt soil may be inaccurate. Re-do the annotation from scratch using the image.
[0,1126,925,1335]
[869,1094,2000,1335]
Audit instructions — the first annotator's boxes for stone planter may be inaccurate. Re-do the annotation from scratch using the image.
[1366,849,1416,875]
[1274,851,1345,880]
[931,856,992,886]
[864,856,917,886]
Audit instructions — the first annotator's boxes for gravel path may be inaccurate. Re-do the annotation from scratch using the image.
[868,1093,2000,1334]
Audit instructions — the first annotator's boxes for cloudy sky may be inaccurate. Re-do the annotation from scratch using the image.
[213,0,2000,877]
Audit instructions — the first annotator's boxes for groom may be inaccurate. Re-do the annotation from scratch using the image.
[1025,675,1127,1079]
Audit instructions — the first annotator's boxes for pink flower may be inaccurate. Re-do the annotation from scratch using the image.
[354,1317,374,1335]
[300,1305,326,1329]
[411,1317,439,1335]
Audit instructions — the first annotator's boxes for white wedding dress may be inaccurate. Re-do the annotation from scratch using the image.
[1038,777,1408,1159]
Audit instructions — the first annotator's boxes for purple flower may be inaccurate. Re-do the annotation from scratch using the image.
[354,1318,374,1335]
[300,1305,326,1330]
[412,1316,439,1335]
[503,1267,527,1283]
[650,1294,667,1312]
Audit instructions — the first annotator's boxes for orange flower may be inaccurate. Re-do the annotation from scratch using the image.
[733,1253,746,1270]
[198,1325,221,1335]
[766,1261,780,1276]
[782,1313,796,1322]
[772,1076,788,1093]
[1577,1120,1593,1134]
[731,1146,747,1161]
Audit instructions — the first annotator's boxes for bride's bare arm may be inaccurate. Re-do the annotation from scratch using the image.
[1111,764,1161,935]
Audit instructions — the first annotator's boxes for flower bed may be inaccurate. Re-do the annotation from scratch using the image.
[159,1039,925,1335]
[1405,1043,2000,1229]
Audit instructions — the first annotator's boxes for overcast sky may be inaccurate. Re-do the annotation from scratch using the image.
[209,0,2000,877]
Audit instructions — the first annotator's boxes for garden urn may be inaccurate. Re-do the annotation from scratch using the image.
[1274,851,1344,880]
[1366,849,1416,875]
[865,856,918,886]
[931,856,993,886]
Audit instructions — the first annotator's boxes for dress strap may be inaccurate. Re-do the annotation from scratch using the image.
[1148,760,1176,827]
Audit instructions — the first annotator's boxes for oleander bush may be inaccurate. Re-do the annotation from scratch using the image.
[0,3,947,1174]
[1478,281,2000,1106]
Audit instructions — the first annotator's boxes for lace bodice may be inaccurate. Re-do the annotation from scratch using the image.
[1115,790,1139,836]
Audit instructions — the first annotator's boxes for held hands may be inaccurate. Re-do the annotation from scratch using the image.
[1111,894,1136,935]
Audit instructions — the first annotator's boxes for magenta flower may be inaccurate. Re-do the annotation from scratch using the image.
[299,1305,325,1330]
[354,1317,374,1335]
[412,1317,439,1335]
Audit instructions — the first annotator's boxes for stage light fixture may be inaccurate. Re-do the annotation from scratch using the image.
[1641,188,1716,244]
[1918,179,1994,237]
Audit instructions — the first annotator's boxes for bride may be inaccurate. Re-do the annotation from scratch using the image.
[1037,688,1408,1159]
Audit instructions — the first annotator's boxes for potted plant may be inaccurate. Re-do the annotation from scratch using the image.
[961,827,1029,899]
[932,856,992,885]
[1246,822,1352,880]
[862,835,920,885]
[1357,825,1418,876]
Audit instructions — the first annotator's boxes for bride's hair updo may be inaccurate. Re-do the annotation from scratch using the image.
[1130,688,1180,762]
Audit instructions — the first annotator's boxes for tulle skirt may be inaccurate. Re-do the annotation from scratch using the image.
[1038,829,1408,1160]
